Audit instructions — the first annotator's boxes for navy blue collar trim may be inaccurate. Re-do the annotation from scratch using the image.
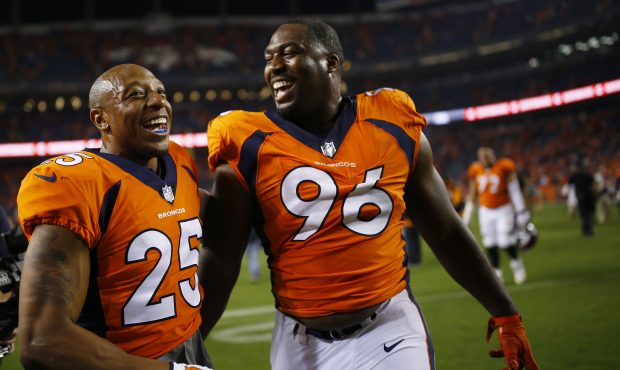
[83,148,178,204]
[264,96,358,157]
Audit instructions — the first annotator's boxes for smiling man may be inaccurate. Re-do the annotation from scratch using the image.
[17,64,212,370]
[201,20,539,370]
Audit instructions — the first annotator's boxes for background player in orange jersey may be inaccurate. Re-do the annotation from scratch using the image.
[463,147,531,285]
[17,64,211,370]
[201,19,538,370]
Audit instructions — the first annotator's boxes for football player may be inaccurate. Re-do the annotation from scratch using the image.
[201,19,539,370]
[463,147,531,284]
[17,64,211,370]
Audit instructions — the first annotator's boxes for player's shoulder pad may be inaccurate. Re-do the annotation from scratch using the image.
[357,87,425,128]
[167,140,189,159]
[208,109,270,147]
[30,151,102,179]
[208,109,262,129]
[498,157,516,169]
[467,161,483,174]
[360,86,411,102]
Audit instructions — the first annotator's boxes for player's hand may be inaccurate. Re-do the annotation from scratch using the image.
[0,328,17,359]
[516,211,531,229]
[486,314,539,370]
[170,362,213,370]
[462,200,474,226]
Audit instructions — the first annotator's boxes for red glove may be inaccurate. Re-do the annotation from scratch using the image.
[486,314,540,370]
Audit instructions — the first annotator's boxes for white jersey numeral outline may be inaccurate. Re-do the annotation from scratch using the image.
[280,166,393,241]
[122,218,202,326]
[477,173,501,194]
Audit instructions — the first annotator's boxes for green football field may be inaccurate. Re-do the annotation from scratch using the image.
[3,203,619,369]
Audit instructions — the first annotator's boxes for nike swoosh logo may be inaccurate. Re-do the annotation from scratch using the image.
[383,338,405,353]
[34,173,57,183]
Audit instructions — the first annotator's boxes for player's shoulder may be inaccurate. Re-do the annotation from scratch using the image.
[497,157,516,169]
[355,87,426,129]
[166,140,193,163]
[27,151,103,180]
[468,161,484,173]
[19,151,108,201]
[207,109,274,150]
[356,87,414,110]
[208,109,267,130]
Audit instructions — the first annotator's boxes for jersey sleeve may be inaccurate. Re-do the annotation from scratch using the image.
[207,111,252,192]
[17,162,100,248]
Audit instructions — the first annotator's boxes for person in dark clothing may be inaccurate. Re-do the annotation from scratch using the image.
[569,161,596,236]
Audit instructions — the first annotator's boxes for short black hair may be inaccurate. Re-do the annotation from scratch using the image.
[283,18,344,70]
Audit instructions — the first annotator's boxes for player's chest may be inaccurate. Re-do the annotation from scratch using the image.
[101,180,200,247]
[253,134,409,206]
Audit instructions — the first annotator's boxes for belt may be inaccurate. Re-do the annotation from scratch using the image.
[293,311,378,341]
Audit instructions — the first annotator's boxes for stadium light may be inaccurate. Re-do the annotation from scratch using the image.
[173,92,184,103]
[342,60,352,72]
[237,89,248,100]
[189,90,200,102]
[2,77,620,158]
[221,90,232,101]
[70,96,82,110]
[55,97,65,111]
[205,89,217,101]
[259,86,270,100]
[23,99,35,113]
[37,100,47,113]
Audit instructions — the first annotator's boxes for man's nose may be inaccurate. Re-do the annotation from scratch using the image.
[146,91,166,108]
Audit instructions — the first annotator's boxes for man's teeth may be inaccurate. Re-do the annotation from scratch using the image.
[145,117,167,125]
[272,81,292,90]
[143,117,168,134]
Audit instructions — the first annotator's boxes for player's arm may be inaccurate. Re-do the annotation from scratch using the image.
[19,224,170,370]
[406,134,539,369]
[405,133,515,315]
[462,177,477,226]
[507,171,530,227]
[199,163,254,337]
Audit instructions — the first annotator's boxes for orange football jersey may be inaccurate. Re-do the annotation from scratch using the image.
[467,158,516,208]
[208,88,427,317]
[18,141,203,358]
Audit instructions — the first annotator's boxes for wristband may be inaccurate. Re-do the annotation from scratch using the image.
[171,362,213,370]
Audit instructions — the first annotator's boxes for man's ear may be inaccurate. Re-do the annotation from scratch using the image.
[326,53,341,74]
[90,108,109,131]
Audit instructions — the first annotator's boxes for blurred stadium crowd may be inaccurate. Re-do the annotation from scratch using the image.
[0,0,619,223]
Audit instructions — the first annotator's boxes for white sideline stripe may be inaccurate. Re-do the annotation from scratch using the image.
[211,322,274,344]
[220,274,609,320]
[222,305,276,318]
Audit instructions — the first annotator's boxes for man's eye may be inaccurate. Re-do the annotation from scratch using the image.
[129,90,145,97]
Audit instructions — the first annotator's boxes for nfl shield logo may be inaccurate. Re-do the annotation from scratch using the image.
[162,185,175,204]
[321,141,337,158]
